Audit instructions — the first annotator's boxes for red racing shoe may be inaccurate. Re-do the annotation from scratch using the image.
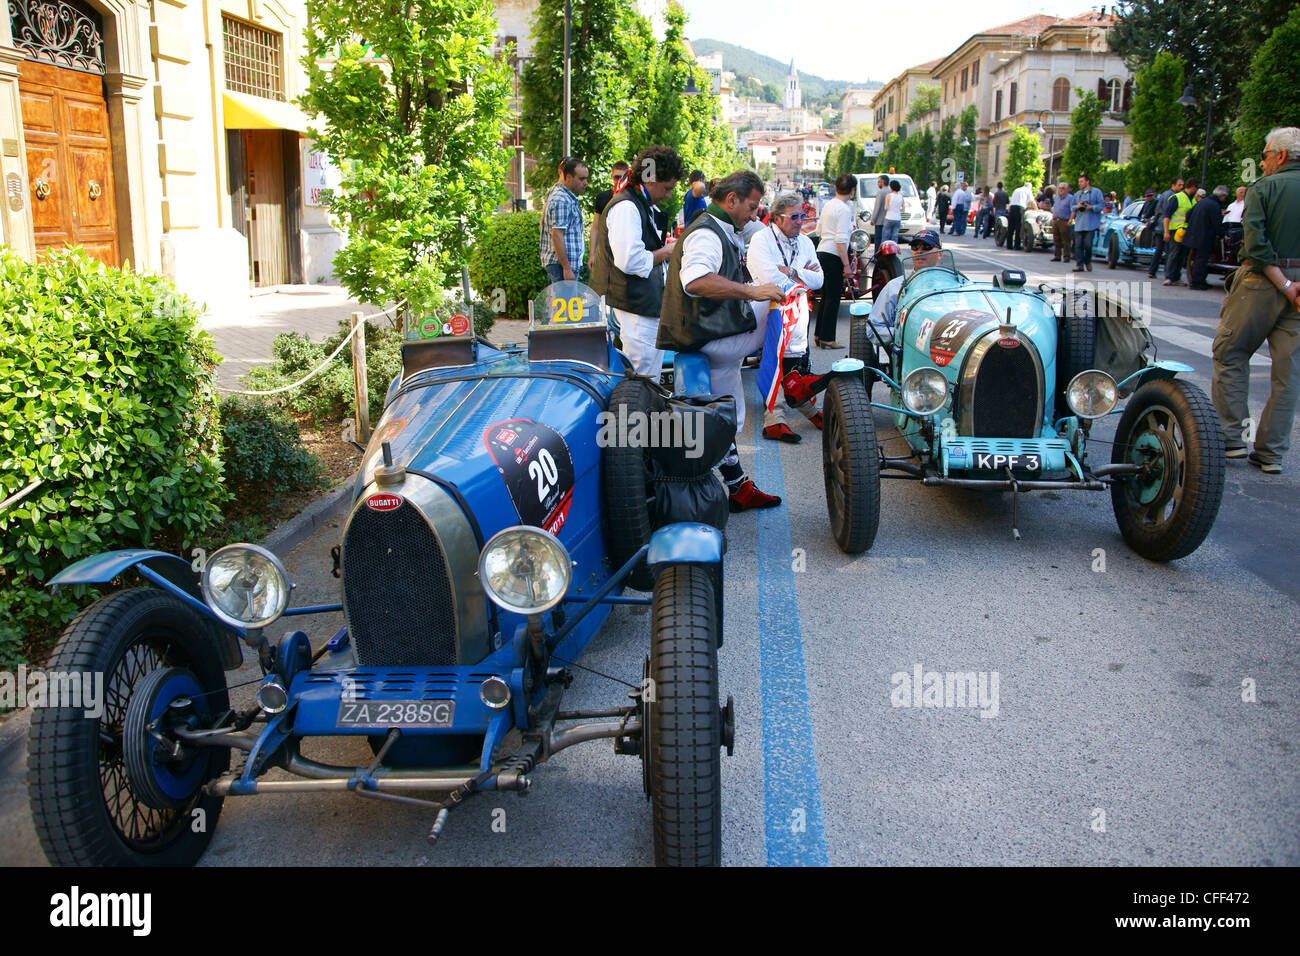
[809,411,823,430]
[762,422,801,443]
[782,370,827,407]
[728,479,782,512]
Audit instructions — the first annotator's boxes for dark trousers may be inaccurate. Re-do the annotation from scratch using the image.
[1166,241,1190,281]
[1188,246,1213,287]
[1074,229,1095,266]
[1052,218,1071,259]
[1147,232,1167,277]
[815,252,844,342]
[952,205,968,234]
[873,224,883,248]
[975,207,993,237]
[1007,205,1024,248]
[937,208,950,233]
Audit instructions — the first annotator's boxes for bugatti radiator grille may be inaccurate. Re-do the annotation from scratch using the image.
[341,501,457,666]
[970,341,1041,438]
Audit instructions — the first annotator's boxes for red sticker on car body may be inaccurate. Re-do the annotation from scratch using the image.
[365,493,403,512]
[450,313,471,335]
[484,419,575,535]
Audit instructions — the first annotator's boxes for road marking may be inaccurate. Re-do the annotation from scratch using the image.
[1146,325,1270,368]
[752,410,828,866]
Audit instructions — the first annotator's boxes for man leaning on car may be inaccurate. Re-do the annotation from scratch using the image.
[1212,126,1300,475]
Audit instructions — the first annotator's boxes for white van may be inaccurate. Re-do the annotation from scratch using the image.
[852,173,929,240]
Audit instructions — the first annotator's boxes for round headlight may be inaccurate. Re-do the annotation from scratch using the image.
[901,366,950,416]
[1066,369,1119,419]
[849,229,870,254]
[478,526,572,616]
[200,543,290,629]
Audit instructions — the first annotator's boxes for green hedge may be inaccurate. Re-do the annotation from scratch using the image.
[0,249,226,668]
[468,210,550,319]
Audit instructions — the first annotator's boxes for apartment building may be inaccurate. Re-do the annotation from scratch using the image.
[871,58,942,140]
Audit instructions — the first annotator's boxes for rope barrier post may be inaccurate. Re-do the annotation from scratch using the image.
[350,311,370,444]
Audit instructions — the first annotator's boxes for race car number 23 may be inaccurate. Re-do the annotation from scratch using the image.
[484,419,576,535]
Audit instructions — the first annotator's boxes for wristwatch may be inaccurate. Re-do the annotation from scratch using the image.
[1282,279,1295,294]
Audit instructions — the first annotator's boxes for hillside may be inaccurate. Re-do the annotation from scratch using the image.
[692,38,880,101]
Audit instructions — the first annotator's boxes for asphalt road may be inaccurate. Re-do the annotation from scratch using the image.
[2,236,1295,866]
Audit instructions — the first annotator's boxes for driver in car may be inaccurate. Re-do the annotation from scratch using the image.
[874,229,944,329]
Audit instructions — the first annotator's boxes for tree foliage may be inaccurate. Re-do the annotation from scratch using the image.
[907,84,941,122]
[1004,125,1045,191]
[959,106,978,182]
[1234,6,1300,174]
[936,116,957,186]
[301,0,513,317]
[1061,90,1104,183]
[1125,51,1186,197]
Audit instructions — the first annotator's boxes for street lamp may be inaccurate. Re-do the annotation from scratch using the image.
[1177,82,1213,186]
[562,0,571,156]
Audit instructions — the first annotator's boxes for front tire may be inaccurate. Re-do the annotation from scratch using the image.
[646,564,722,866]
[603,378,660,590]
[27,588,230,866]
[1107,232,1120,269]
[1110,379,1225,561]
[822,375,881,553]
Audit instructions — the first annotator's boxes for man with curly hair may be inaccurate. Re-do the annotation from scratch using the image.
[590,146,683,375]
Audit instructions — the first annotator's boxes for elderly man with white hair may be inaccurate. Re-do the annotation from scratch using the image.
[1212,126,1300,475]
[745,192,825,442]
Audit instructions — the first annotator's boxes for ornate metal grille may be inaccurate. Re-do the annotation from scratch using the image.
[8,0,105,74]
[222,15,285,101]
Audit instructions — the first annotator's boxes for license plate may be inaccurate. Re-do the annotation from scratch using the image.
[337,700,455,728]
[975,452,1041,472]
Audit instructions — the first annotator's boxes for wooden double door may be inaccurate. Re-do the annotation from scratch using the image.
[18,59,119,267]
[228,129,302,287]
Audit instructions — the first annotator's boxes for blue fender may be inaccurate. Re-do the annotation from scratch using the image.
[673,352,712,397]
[646,522,723,572]
[1118,359,1196,394]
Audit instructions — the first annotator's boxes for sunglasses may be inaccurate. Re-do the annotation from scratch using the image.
[910,244,937,252]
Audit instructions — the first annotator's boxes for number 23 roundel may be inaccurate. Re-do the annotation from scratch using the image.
[484,420,575,535]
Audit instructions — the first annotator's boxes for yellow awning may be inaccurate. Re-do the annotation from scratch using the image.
[222,90,310,134]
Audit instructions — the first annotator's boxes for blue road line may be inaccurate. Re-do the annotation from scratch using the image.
[751,411,829,866]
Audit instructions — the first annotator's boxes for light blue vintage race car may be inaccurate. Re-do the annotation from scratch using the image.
[841,254,1226,560]
[28,282,738,867]
[1093,201,1159,269]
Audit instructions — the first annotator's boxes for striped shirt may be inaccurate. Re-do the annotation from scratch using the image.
[540,183,584,271]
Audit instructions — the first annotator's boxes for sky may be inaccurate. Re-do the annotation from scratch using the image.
[679,0,1112,86]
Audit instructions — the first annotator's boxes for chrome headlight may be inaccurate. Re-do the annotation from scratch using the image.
[200,543,290,629]
[849,229,870,254]
[901,366,949,415]
[1066,369,1119,419]
[478,526,572,616]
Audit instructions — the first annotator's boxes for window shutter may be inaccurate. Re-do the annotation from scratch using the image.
[1009,82,1017,115]
[995,90,1002,121]
[1097,78,1106,100]
[1122,79,1132,112]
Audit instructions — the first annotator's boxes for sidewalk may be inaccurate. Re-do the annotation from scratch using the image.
[199,285,370,391]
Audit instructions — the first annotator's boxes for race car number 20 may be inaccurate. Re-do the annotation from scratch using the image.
[484,419,576,535]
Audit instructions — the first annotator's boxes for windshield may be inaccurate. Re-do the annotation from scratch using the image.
[1121,201,1145,218]
[859,175,919,200]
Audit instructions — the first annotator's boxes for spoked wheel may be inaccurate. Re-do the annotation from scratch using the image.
[1110,379,1225,561]
[27,588,230,866]
[822,375,880,553]
[645,564,722,866]
[1108,232,1120,269]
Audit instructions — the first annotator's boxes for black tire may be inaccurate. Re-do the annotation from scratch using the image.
[1022,221,1035,251]
[603,378,659,590]
[27,588,230,866]
[1107,232,1120,269]
[1110,378,1225,561]
[646,564,722,866]
[850,317,871,366]
[822,375,880,553]
[994,221,1006,246]
[1055,291,1097,421]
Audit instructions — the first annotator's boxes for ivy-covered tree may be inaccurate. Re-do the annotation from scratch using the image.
[1004,125,1045,191]
[520,0,649,200]
[1125,51,1186,197]
[1061,90,1104,183]
[1234,6,1300,177]
[936,116,957,186]
[915,128,936,189]
[959,105,978,182]
[906,84,941,122]
[302,0,513,318]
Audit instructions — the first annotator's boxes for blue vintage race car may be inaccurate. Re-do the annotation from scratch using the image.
[27,281,739,867]
[1093,201,1158,269]
[843,254,1226,560]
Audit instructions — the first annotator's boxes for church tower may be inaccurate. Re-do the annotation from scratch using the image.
[784,59,801,110]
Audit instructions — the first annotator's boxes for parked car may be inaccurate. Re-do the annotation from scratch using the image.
[1093,200,1158,268]
[844,256,1226,561]
[28,282,738,867]
[1019,208,1054,250]
[854,173,929,239]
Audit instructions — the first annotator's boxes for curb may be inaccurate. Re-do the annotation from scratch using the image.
[261,472,357,559]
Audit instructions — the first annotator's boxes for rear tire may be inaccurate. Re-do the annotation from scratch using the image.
[822,376,880,553]
[1110,379,1225,561]
[647,564,722,866]
[603,378,660,590]
[27,588,229,866]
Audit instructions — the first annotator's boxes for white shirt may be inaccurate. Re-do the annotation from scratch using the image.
[1010,184,1035,207]
[816,197,853,255]
[1224,199,1245,224]
[884,191,903,222]
[745,225,825,292]
[680,214,747,299]
[606,195,662,281]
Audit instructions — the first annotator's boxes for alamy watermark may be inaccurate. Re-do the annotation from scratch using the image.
[0,666,103,718]
[595,405,706,459]
[890,663,1000,718]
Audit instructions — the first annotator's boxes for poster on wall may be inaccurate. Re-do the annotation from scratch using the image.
[305,147,341,206]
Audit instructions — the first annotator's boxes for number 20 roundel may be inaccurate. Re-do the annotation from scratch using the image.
[484,419,576,535]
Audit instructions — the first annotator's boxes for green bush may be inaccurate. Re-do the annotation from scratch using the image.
[0,248,225,666]
[468,210,550,319]
[1093,161,1130,200]
[219,397,325,506]
[245,320,404,427]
